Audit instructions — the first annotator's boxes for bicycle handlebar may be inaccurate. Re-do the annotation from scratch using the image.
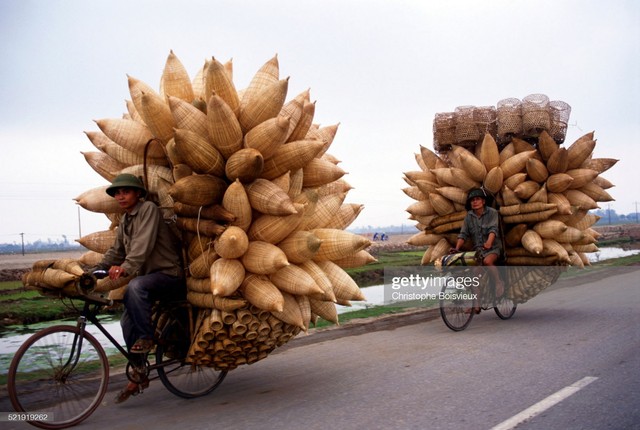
[70,270,114,307]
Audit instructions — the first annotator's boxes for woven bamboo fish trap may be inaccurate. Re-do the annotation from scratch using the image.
[496,98,522,143]
[174,128,225,176]
[299,260,336,302]
[243,115,290,159]
[332,250,377,269]
[260,139,325,180]
[522,94,551,136]
[276,231,322,263]
[241,241,289,275]
[81,151,127,182]
[74,186,124,214]
[433,112,456,152]
[310,229,371,261]
[222,179,252,231]
[225,148,264,183]
[210,258,245,296]
[454,106,480,144]
[238,78,289,133]
[315,260,365,302]
[168,96,208,140]
[246,178,297,216]
[239,274,285,313]
[76,229,118,254]
[205,57,240,115]
[269,264,324,296]
[247,207,305,244]
[214,226,249,259]
[169,174,227,206]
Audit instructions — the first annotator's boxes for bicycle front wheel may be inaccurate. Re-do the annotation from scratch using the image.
[156,319,226,398]
[439,277,475,332]
[7,325,109,429]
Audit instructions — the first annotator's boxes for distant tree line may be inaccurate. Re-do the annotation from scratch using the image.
[0,236,82,255]
[592,209,639,225]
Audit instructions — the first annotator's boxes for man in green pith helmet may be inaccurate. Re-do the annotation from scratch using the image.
[92,173,185,403]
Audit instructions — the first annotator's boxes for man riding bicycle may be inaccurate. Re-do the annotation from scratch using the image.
[450,187,505,308]
[91,173,186,403]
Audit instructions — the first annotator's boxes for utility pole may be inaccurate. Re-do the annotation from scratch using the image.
[77,206,82,239]
[20,232,25,256]
[635,202,638,224]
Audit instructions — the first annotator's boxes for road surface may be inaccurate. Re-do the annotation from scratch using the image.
[3,266,639,429]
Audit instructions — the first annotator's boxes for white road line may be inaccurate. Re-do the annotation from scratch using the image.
[490,376,599,430]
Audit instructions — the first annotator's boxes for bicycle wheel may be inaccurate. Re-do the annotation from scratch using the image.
[439,276,475,332]
[8,325,109,429]
[156,318,227,398]
[494,297,517,320]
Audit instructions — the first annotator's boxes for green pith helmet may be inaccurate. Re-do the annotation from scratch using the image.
[106,174,147,198]
[465,187,492,210]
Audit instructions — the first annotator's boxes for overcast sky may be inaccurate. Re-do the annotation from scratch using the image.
[0,0,638,244]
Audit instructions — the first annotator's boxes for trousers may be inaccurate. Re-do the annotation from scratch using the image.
[120,272,186,350]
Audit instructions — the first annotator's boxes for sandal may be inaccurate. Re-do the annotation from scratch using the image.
[130,338,154,354]
[114,379,149,404]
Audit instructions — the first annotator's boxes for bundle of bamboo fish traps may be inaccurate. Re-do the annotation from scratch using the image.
[406,97,617,303]
[25,50,374,371]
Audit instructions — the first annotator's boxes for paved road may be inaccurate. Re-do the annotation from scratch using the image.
[4,266,639,430]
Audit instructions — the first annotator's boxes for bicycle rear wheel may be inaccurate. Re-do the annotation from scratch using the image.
[439,276,476,331]
[156,318,227,398]
[494,297,517,320]
[8,325,109,429]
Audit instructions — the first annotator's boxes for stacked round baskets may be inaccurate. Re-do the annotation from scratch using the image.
[433,93,573,152]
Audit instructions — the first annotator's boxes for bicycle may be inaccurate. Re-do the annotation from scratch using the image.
[7,271,227,429]
[438,250,517,332]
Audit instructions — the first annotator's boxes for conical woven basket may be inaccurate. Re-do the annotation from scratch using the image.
[260,139,324,180]
[241,241,289,275]
[205,57,240,115]
[222,179,252,231]
[174,128,225,176]
[246,178,297,216]
[74,186,123,214]
[277,231,322,263]
[160,50,194,103]
[239,78,289,133]
[244,115,290,160]
[169,174,227,207]
[315,260,365,301]
[239,274,285,312]
[77,229,118,254]
[206,93,243,159]
[139,91,175,144]
[269,264,324,296]
[168,96,208,140]
[247,208,305,244]
[225,148,264,183]
[310,229,371,261]
[81,151,127,182]
[298,260,336,302]
[210,258,245,296]
[302,158,346,188]
[214,226,249,259]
